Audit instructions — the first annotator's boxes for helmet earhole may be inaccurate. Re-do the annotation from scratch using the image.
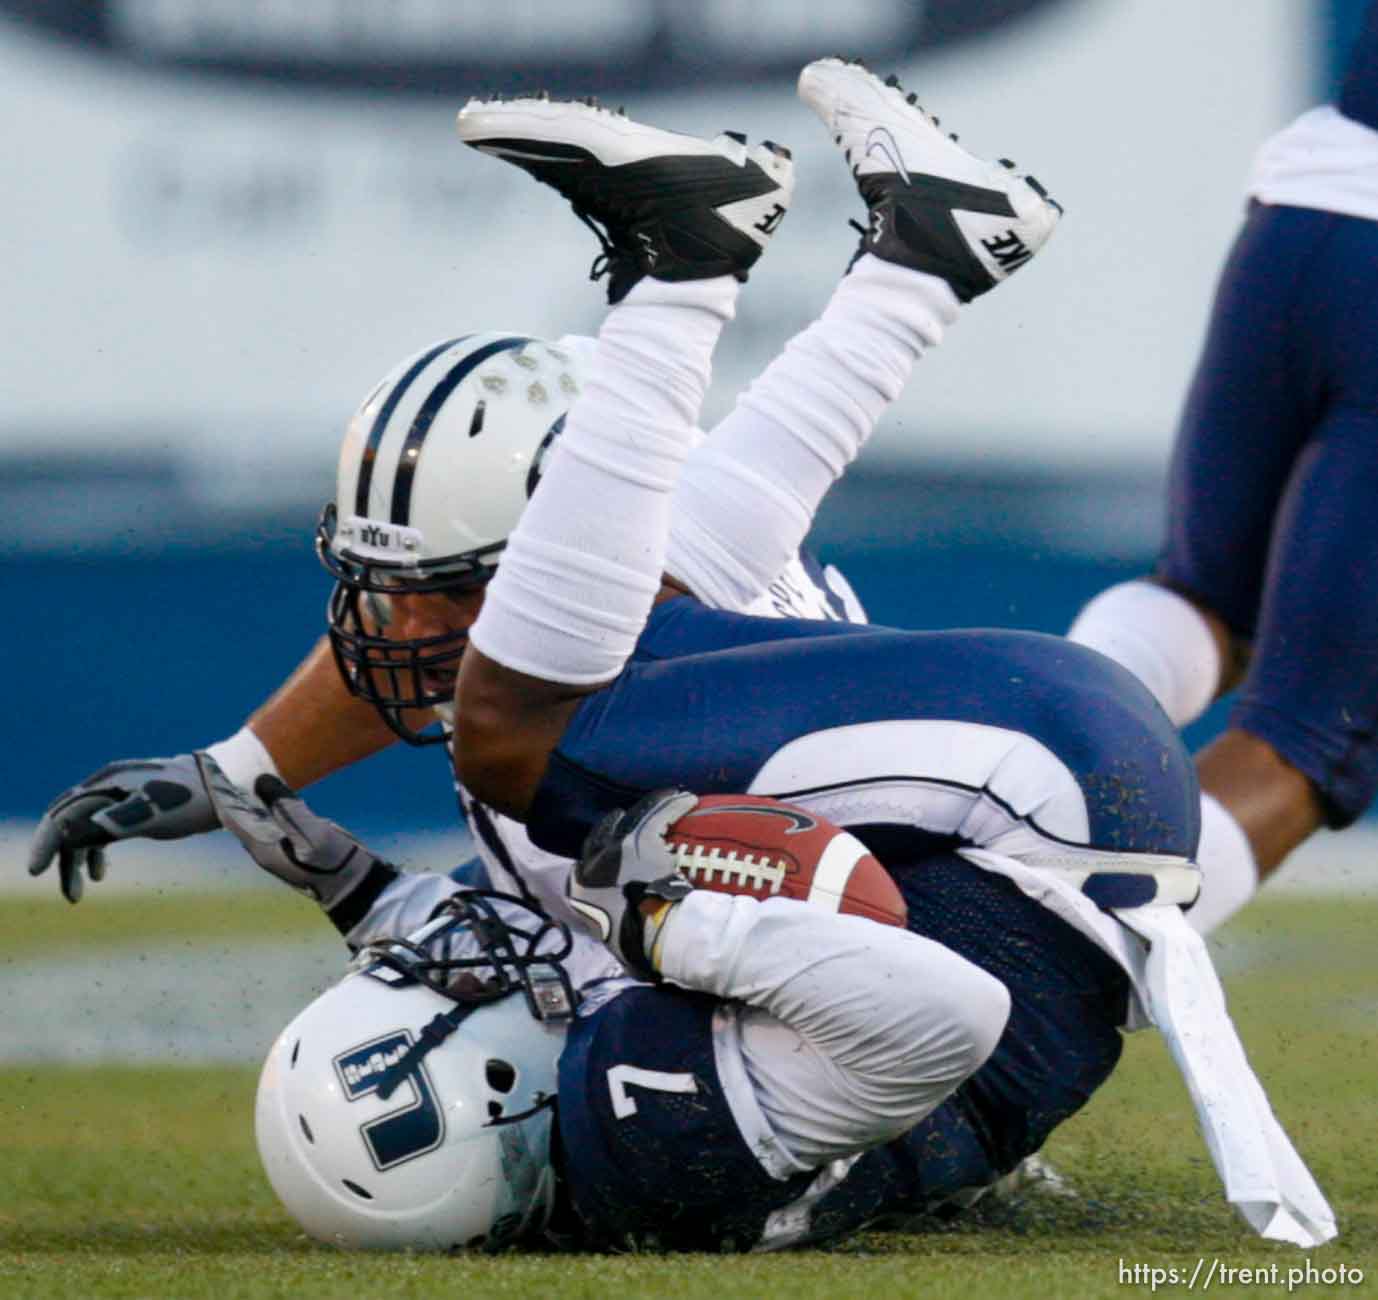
[342,1179,374,1200]
[486,1059,516,1093]
[298,1115,314,1144]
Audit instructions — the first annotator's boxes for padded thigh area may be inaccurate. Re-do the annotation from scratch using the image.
[1157,204,1378,824]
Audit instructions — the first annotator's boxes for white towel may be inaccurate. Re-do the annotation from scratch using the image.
[958,847,1337,1247]
[1114,904,1337,1248]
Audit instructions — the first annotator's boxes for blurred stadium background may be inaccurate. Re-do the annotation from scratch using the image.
[3,0,1376,1064]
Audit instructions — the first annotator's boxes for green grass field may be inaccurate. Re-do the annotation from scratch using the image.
[2,891,1375,1300]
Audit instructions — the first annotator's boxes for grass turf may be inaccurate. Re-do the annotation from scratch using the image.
[1,893,1374,1299]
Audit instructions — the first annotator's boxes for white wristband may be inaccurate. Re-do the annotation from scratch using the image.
[203,726,284,793]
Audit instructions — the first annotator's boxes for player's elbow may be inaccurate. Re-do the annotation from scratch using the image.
[900,952,1011,1097]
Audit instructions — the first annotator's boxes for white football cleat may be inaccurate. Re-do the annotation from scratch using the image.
[798,57,1061,300]
[457,96,794,303]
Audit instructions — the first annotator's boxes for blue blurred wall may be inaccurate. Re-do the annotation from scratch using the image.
[11,466,1235,838]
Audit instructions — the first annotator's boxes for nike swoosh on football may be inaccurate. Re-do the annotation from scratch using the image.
[864,126,912,185]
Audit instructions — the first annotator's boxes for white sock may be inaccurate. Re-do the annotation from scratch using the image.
[1188,793,1260,934]
[1067,580,1221,727]
[468,276,738,684]
[666,255,959,610]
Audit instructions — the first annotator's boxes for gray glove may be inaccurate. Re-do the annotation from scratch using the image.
[566,789,698,980]
[196,752,390,913]
[28,754,219,903]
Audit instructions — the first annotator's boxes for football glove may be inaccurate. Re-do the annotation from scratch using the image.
[196,752,391,913]
[28,754,219,903]
[566,788,697,980]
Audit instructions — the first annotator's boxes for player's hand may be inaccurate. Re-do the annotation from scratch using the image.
[196,753,390,911]
[566,789,697,979]
[28,755,220,903]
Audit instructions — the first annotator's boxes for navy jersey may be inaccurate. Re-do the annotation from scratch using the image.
[556,986,836,1252]
[528,598,1198,861]
[553,852,1129,1250]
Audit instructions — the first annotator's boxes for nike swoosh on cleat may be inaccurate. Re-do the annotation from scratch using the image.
[864,126,911,184]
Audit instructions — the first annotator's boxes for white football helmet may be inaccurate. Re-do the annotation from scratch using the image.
[317,332,589,743]
[255,892,576,1251]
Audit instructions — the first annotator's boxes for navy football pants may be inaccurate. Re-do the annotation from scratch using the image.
[1157,201,1378,825]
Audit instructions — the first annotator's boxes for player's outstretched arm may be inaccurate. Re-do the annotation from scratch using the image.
[27,636,405,902]
[202,754,500,951]
[196,752,395,909]
[28,752,224,903]
[244,635,403,789]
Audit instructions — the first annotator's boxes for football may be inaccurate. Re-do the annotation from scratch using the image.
[664,794,907,927]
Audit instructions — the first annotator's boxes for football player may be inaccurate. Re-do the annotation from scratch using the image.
[31,57,1332,1248]
[209,61,1325,1251]
[1067,0,1378,934]
[204,767,1014,1252]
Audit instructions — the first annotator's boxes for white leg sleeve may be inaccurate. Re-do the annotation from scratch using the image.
[1067,579,1222,727]
[654,891,1009,1173]
[666,255,959,610]
[468,276,739,684]
[1187,793,1260,935]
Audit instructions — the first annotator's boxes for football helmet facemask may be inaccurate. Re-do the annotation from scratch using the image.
[255,890,577,1251]
[318,332,588,744]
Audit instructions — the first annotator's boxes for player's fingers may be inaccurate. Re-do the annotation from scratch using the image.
[629,789,699,862]
[28,794,114,876]
[87,847,108,884]
[26,816,62,877]
[640,790,699,839]
[57,845,85,904]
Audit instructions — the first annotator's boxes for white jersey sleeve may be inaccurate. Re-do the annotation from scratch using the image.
[654,891,1009,1174]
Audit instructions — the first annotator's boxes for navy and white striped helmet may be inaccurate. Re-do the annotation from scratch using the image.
[317,332,588,744]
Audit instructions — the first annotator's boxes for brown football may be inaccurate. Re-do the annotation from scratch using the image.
[664,794,907,928]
